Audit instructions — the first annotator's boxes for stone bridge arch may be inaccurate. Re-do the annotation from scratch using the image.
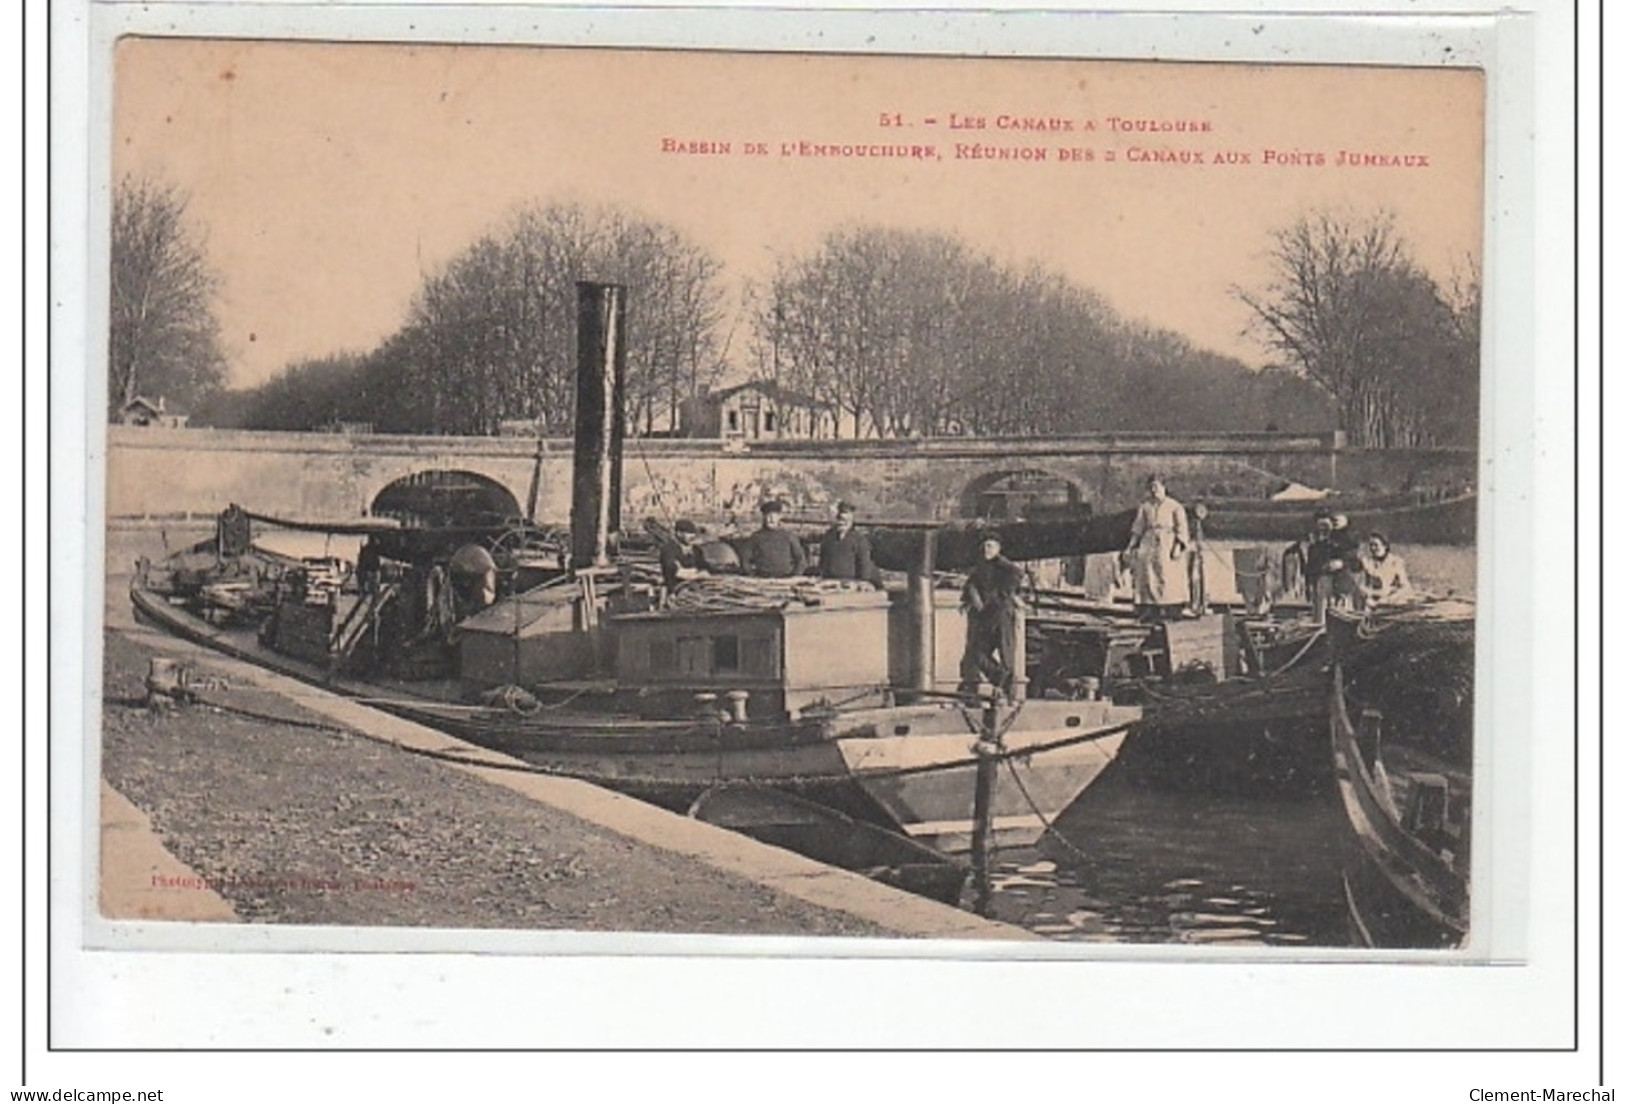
[369,469,526,528]
[955,467,1089,520]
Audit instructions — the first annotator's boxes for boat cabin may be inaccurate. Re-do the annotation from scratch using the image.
[456,577,974,722]
[613,588,901,720]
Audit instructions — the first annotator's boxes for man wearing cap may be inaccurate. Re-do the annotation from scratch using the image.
[1282,509,1331,600]
[740,500,808,578]
[959,532,1026,696]
[1305,511,1359,622]
[658,519,707,591]
[818,501,881,587]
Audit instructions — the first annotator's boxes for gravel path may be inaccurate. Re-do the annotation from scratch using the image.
[100,628,893,937]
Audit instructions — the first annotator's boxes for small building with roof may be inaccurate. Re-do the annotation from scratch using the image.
[678,381,837,441]
[118,396,189,428]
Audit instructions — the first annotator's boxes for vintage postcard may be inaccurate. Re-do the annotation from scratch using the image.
[19,0,1592,1075]
[94,32,1495,964]
[34,0,1588,1064]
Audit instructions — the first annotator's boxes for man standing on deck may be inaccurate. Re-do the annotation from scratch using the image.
[740,499,807,578]
[818,501,881,587]
[959,533,1026,697]
[1306,511,1359,622]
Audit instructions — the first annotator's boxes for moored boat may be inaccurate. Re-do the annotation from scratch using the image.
[125,282,1143,881]
[1023,582,1333,795]
[131,544,1138,855]
[131,530,1138,855]
[1325,607,1473,948]
[1198,491,1476,546]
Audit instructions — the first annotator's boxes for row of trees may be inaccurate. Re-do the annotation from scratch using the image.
[198,204,731,436]
[217,213,1333,438]
[751,227,1334,438]
[369,204,729,435]
[111,175,1475,447]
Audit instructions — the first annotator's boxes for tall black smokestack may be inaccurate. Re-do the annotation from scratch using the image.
[571,282,627,572]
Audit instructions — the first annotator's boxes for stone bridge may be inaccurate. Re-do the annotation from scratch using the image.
[105,426,1472,528]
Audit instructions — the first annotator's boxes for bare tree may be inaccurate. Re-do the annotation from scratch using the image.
[108,176,227,419]
[761,228,1008,438]
[760,228,1210,439]
[1235,210,1477,447]
[384,202,727,435]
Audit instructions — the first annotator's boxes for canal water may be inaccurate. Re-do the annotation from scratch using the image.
[984,764,1352,946]
[982,541,1475,947]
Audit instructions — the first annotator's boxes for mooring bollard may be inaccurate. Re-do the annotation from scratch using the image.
[145,657,189,708]
[970,693,1001,918]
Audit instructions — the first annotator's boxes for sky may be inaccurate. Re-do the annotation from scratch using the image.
[112,39,1486,388]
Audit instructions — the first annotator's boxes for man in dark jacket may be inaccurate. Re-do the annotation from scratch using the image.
[1305,511,1359,622]
[740,500,807,578]
[818,501,881,587]
[657,519,706,591]
[959,533,1026,696]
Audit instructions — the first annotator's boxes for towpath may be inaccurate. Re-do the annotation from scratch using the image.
[97,604,1030,941]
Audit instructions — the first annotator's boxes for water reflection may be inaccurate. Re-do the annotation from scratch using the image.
[986,766,1351,946]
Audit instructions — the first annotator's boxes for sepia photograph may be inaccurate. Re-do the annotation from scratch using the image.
[93,34,1493,960]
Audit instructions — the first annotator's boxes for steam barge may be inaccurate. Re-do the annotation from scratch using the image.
[130,283,1142,858]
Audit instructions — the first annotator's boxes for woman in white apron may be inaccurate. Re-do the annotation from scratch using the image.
[1121,474,1191,621]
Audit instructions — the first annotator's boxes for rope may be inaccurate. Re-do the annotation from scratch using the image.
[956,699,1093,866]
[184,691,658,783]
[1000,754,1093,864]
[488,684,542,716]
[954,699,1028,741]
[628,441,678,530]
[1263,627,1327,678]
[340,685,596,717]
[524,685,593,713]
[799,685,892,715]
[188,695,363,737]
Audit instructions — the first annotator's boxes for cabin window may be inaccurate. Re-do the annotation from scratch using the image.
[727,410,739,431]
[648,638,675,673]
[713,634,740,673]
[764,411,776,433]
[676,636,710,676]
[741,635,777,676]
